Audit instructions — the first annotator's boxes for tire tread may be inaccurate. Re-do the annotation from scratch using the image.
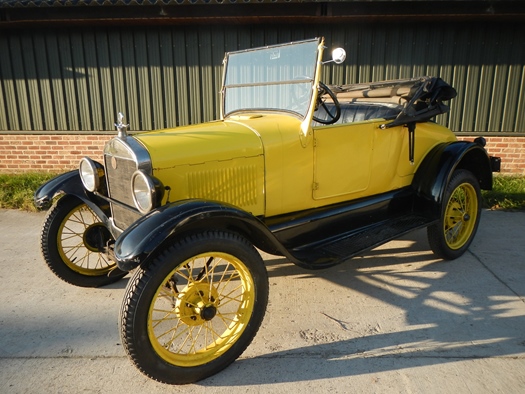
[119,230,269,384]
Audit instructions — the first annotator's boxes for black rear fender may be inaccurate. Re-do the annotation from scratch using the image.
[114,200,288,271]
[412,141,492,217]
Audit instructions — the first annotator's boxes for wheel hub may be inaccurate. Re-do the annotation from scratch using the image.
[200,305,217,321]
[175,282,220,326]
[83,223,112,252]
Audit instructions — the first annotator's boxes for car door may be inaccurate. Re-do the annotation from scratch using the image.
[312,121,375,200]
[312,120,404,201]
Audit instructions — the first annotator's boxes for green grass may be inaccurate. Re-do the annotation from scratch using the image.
[0,173,58,211]
[482,174,525,211]
[0,172,524,212]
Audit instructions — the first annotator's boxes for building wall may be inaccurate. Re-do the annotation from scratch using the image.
[1,22,524,174]
[1,23,524,133]
[1,134,523,175]
[0,134,111,172]
[457,136,525,175]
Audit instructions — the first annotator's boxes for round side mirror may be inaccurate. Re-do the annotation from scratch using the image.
[331,48,346,64]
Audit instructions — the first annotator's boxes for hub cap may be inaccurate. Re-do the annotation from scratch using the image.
[175,282,220,326]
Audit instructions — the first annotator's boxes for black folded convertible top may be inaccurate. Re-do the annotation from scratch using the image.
[332,76,457,128]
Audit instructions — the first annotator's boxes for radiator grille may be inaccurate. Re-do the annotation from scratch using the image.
[104,154,141,229]
[111,204,141,230]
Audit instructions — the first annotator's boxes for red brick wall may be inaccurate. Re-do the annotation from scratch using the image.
[457,136,525,175]
[0,135,112,173]
[0,134,524,175]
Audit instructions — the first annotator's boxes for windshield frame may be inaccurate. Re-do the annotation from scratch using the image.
[221,38,322,120]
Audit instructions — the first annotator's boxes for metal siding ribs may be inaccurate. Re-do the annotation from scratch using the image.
[0,23,524,133]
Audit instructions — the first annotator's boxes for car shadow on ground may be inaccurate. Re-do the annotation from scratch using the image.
[202,228,525,386]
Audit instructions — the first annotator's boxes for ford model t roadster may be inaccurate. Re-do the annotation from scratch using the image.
[34,38,499,384]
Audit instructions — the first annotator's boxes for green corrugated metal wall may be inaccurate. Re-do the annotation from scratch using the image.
[1,22,524,133]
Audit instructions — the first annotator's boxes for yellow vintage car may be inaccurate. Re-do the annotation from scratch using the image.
[35,37,499,384]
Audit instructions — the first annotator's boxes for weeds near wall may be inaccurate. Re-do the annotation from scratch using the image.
[482,175,525,211]
[0,173,58,211]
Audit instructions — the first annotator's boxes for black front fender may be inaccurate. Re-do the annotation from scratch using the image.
[33,171,111,228]
[412,141,492,217]
[34,171,81,210]
[114,200,288,271]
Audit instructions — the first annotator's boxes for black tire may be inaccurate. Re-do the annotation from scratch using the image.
[427,169,482,260]
[40,194,126,287]
[120,231,269,385]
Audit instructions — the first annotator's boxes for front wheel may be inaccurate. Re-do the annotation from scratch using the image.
[427,169,482,260]
[120,231,269,384]
[40,195,126,287]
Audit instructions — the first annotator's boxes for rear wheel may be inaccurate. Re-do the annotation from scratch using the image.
[40,195,126,287]
[120,231,269,384]
[427,170,482,260]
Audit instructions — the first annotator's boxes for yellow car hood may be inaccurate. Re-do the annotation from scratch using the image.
[134,119,264,170]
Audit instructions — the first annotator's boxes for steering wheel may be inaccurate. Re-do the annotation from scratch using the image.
[313,82,341,125]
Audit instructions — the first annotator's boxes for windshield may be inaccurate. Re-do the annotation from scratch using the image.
[222,38,320,118]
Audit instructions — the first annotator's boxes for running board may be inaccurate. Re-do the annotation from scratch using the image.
[289,215,435,269]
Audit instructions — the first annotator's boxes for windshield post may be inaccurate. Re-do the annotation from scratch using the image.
[300,38,325,145]
[219,55,228,120]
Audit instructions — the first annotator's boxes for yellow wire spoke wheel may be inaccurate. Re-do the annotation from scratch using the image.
[57,204,114,276]
[443,182,478,250]
[120,231,268,385]
[427,169,482,260]
[40,195,126,287]
[149,252,255,367]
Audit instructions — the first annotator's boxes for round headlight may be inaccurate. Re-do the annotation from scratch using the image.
[131,170,156,214]
[79,157,100,192]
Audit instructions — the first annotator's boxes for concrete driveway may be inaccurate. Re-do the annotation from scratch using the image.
[1,209,524,393]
